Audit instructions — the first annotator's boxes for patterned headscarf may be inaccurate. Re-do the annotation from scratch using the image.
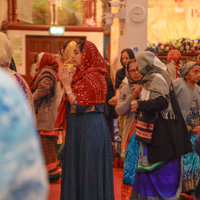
[167,50,182,65]
[167,50,182,80]
[72,41,108,106]
[63,41,77,73]
[179,62,200,77]
[55,41,108,129]
[29,52,59,90]
[0,32,13,68]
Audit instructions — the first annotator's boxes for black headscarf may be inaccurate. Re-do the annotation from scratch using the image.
[115,48,135,89]
[9,58,17,72]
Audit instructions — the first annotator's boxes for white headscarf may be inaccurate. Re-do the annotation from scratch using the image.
[37,52,45,65]
[0,32,13,68]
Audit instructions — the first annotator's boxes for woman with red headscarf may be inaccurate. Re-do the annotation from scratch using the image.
[29,52,62,183]
[59,41,114,200]
[167,49,182,81]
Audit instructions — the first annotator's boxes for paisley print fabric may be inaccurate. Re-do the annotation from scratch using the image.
[182,96,200,192]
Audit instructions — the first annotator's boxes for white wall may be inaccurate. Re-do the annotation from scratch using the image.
[115,0,148,70]
[125,0,148,53]
[0,0,8,30]
[7,30,104,74]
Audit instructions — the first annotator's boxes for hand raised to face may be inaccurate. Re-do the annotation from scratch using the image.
[59,66,73,89]
[131,84,143,99]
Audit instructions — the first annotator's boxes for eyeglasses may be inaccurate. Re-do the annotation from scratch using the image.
[128,69,139,74]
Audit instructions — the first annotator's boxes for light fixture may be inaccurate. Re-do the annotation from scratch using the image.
[50,27,65,35]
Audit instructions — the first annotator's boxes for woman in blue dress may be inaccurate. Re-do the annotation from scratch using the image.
[59,41,114,200]
[115,58,143,200]
[174,62,200,200]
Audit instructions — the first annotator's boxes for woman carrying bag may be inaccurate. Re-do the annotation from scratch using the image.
[130,51,192,200]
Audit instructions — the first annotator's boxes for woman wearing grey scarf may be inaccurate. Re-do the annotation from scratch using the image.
[115,59,143,199]
[174,62,200,199]
[130,51,192,200]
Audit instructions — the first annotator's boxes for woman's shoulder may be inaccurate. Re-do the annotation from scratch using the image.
[173,77,183,84]
[39,67,57,79]
[173,78,186,93]
[195,84,200,93]
[173,78,184,88]
[116,68,125,77]
[120,84,132,94]
[40,67,54,73]
[15,73,29,86]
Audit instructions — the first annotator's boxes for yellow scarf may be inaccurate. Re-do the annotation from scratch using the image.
[63,41,76,73]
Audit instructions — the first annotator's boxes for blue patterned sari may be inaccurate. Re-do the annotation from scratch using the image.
[123,130,139,186]
[182,96,200,192]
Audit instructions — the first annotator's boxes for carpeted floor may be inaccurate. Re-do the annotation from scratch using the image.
[47,168,123,200]
[47,168,193,200]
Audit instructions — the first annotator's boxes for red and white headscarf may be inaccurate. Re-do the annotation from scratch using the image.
[72,41,108,106]
[167,49,182,66]
[55,41,107,130]
[167,49,182,79]
[29,52,59,91]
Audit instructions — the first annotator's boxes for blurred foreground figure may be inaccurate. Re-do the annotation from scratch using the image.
[0,68,48,200]
[0,32,34,110]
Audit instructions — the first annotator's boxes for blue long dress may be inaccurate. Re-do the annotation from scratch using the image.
[123,130,139,186]
[60,100,114,200]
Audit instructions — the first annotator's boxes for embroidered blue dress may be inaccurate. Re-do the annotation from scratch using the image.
[60,100,114,200]
[182,96,200,192]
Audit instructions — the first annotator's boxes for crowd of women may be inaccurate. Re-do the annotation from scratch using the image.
[1,29,200,200]
[0,32,114,200]
[115,48,200,200]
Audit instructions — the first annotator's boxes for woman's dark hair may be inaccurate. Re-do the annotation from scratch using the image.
[145,47,158,57]
[61,41,71,50]
[9,58,17,72]
[77,41,86,53]
[120,48,135,67]
[34,54,38,63]
[127,58,137,71]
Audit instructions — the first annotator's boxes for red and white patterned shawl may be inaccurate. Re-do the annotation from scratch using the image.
[72,41,108,106]
[55,41,108,130]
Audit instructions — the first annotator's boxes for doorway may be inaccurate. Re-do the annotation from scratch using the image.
[26,36,86,83]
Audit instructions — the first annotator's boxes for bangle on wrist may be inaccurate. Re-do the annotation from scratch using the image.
[66,90,72,95]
